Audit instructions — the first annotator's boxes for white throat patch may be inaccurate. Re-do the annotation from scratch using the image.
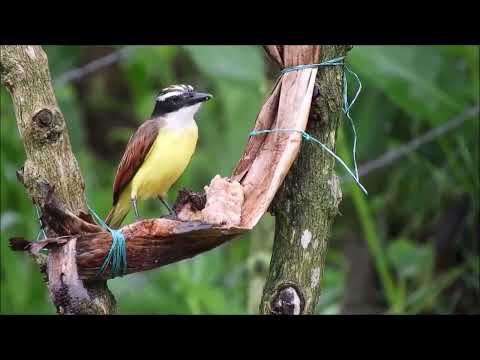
[163,103,201,129]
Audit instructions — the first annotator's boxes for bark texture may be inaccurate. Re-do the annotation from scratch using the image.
[0,45,115,314]
[260,45,349,314]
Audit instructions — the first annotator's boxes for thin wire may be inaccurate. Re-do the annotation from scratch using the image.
[343,65,362,179]
[250,129,368,194]
[280,56,346,74]
[283,56,363,182]
[34,204,47,240]
[53,46,140,87]
[253,56,368,194]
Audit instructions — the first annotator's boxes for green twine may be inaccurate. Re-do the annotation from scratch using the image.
[31,202,128,273]
[86,203,127,278]
[250,55,368,195]
[250,128,368,194]
[34,204,47,241]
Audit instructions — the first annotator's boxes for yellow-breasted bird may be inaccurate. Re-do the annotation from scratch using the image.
[105,84,212,228]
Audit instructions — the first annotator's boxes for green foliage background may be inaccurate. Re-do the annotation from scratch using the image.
[1,45,478,314]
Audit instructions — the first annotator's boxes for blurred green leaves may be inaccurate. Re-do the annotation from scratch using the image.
[349,46,472,123]
[387,237,433,279]
[184,46,265,84]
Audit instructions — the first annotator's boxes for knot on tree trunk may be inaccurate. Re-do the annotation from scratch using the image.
[269,284,304,315]
[31,108,64,144]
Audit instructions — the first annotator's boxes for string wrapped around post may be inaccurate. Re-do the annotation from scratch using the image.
[250,55,368,195]
[86,203,128,278]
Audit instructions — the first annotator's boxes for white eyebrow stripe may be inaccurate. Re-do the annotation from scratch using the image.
[157,90,183,101]
[174,85,186,91]
[166,84,194,92]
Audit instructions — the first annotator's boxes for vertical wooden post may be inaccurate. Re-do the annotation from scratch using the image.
[260,45,350,314]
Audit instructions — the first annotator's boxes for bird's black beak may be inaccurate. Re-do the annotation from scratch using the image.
[186,91,213,105]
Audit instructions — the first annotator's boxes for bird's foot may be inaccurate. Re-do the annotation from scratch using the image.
[161,211,181,221]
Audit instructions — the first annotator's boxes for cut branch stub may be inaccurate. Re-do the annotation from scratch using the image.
[268,284,305,315]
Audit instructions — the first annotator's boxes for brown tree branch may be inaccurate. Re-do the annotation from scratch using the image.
[10,178,247,280]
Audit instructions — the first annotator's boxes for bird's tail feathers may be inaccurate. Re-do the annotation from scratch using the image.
[105,203,128,229]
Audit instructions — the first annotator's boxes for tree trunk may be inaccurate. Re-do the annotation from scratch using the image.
[1,45,115,314]
[260,45,349,314]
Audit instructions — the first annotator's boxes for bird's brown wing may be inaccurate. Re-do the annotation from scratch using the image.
[112,119,162,204]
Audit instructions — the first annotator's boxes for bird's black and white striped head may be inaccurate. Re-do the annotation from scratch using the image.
[152,84,212,119]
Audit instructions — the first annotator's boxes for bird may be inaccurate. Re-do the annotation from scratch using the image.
[105,84,212,228]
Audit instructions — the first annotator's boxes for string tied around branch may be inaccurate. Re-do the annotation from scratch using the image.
[31,201,128,278]
[250,55,368,195]
[86,203,127,278]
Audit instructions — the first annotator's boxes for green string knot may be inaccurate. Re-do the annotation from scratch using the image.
[86,203,128,278]
[302,132,312,141]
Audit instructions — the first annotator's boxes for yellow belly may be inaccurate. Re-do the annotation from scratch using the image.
[130,123,198,200]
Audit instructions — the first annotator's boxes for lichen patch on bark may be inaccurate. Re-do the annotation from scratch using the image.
[301,229,312,249]
[311,267,321,289]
